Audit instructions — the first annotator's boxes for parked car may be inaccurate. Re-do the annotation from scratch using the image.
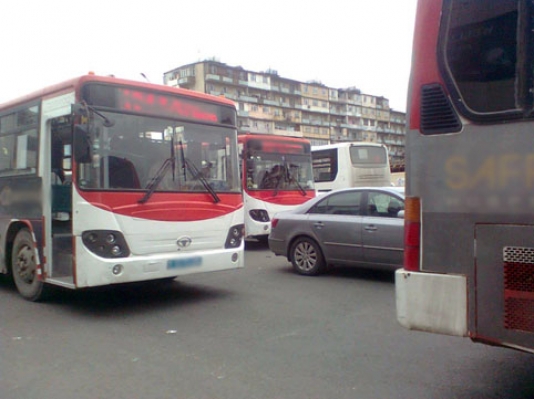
[268,187,404,275]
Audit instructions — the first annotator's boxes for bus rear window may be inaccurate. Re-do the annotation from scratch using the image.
[442,0,521,116]
[349,146,387,165]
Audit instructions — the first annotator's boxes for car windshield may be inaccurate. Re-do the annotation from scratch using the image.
[75,111,240,193]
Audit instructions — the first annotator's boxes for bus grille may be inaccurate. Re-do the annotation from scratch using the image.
[503,246,534,332]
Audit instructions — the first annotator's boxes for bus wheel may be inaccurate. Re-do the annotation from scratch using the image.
[290,237,325,276]
[11,228,48,301]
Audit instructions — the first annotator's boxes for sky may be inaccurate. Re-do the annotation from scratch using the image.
[1,0,418,111]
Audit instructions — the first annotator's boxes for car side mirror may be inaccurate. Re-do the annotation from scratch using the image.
[397,210,405,219]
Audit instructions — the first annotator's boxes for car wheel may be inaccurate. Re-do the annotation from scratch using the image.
[11,228,49,301]
[290,237,325,276]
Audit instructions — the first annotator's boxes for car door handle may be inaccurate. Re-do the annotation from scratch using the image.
[364,225,377,232]
[313,221,325,229]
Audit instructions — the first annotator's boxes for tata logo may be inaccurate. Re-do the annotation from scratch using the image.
[176,236,192,250]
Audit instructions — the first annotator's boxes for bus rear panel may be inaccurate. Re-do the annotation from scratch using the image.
[396,0,534,353]
[312,142,391,192]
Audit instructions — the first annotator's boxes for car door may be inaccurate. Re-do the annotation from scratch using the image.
[361,190,404,268]
[307,190,364,264]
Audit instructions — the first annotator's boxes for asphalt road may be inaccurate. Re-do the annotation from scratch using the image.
[2,240,534,399]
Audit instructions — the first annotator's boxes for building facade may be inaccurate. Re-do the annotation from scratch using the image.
[163,60,405,167]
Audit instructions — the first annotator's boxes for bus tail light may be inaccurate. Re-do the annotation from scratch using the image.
[404,197,421,271]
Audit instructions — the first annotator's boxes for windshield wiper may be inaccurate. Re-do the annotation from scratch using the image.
[286,162,307,196]
[183,158,220,203]
[273,157,307,196]
[138,157,174,204]
[138,135,176,204]
[272,170,285,197]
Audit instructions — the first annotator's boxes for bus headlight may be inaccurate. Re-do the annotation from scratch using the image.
[249,209,270,222]
[110,245,123,256]
[82,230,131,258]
[225,224,244,248]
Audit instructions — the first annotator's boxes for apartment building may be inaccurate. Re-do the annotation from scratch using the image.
[163,60,406,166]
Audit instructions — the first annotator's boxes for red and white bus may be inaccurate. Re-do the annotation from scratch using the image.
[0,74,244,301]
[396,0,534,352]
[238,134,315,240]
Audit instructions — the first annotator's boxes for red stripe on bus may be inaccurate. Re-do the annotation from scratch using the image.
[78,191,243,221]
[246,190,315,205]
[409,0,445,130]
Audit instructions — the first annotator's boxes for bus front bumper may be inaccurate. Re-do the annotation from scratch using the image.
[75,239,244,288]
[395,269,468,337]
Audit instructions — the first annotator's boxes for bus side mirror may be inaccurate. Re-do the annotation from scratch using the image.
[73,125,92,163]
[72,103,87,116]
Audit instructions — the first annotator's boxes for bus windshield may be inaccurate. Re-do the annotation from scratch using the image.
[245,150,314,191]
[76,111,240,193]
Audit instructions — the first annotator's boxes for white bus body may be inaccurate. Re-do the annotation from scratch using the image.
[312,142,391,192]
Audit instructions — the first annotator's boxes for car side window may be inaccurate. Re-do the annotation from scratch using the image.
[367,192,404,217]
[309,191,362,215]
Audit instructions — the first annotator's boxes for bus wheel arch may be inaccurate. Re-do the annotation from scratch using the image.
[289,235,326,276]
[9,225,48,301]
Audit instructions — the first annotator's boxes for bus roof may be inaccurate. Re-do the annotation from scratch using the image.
[0,74,237,110]
[311,142,386,151]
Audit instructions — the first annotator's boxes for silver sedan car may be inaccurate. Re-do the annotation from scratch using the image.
[268,187,404,275]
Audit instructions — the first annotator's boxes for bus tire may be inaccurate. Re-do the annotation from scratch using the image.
[290,237,325,276]
[11,228,49,301]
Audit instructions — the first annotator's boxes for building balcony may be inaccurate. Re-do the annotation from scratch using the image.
[206,74,221,81]
[224,93,238,100]
[222,77,233,83]
[239,95,258,103]
[178,76,195,85]
[329,109,345,116]
[273,129,303,138]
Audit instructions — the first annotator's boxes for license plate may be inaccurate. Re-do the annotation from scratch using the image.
[167,256,202,270]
